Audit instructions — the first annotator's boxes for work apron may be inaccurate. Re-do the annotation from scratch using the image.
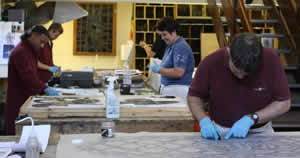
[214,121,275,138]
[160,84,189,100]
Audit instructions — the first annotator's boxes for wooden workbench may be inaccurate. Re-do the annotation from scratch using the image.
[16,117,194,136]
[19,95,190,118]
[17,93,194,135]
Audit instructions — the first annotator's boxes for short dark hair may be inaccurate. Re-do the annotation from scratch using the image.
[156,17,180,34]
[21,25,49,40]
[229,32,263,73]
[48,23,63,34]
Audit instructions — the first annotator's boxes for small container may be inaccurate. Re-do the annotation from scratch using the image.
[120,84,131,95]
[93,74,103,87]
[16,117,40,158]
[101,121,115,138]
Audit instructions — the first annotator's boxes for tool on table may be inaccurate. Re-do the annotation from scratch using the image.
[150,95,176,99]
[53,67,61,77]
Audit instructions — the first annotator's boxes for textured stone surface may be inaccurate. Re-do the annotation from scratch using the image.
[57,132,300,158]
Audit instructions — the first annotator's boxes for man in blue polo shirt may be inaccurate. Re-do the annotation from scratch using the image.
[148,17,195,100]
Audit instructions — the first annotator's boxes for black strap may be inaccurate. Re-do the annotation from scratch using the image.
[251,122,268,129]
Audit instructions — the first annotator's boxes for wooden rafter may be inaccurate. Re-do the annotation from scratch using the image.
[237,0,254,32]
[207,0,228,48]
[221,0,240,41]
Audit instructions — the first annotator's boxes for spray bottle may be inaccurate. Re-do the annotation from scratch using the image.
[16,117,40,158]
[105,76,120,119]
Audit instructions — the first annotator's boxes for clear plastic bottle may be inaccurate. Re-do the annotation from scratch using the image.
[26,134,40,158]
[16,117,40,158]
[123,59,132,85]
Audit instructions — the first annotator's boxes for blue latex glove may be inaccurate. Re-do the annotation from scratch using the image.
[225,115,254,139]
[48,66,61,73]
[199,117,220,140]
[44,87,59,96]
[147,61,161,73]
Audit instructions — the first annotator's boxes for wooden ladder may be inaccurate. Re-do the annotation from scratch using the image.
[207,0,254,47]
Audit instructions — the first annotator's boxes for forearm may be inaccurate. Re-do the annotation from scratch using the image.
[255,99,291,124]
[37,61,50,70]
[187,95,208,122]
[159,67,184,79]
[144,46,156,57]
[19,69,47,93]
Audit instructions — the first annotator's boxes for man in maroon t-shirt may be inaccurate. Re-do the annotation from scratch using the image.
[37,23,63,83]
[188,33,291,140]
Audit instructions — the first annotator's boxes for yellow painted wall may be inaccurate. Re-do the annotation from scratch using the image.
[45,2,132,71]
[201,33,220,60]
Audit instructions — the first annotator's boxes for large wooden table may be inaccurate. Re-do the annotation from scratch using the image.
[17,92,194,135]
[16,117,194,135]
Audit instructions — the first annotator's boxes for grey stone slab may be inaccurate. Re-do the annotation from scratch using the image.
[57,132,300,158]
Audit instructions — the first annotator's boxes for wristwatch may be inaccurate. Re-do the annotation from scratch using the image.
[250,113,259,125]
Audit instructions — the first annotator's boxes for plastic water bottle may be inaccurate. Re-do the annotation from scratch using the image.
[16,117,40,158]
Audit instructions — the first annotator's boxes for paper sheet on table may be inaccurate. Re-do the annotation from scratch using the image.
[0,142,15,158]
[12,125,51,153]
[0,148,12,158]
[0,142,15,148]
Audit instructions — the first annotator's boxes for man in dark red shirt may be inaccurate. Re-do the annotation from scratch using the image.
[5,26,59,135]
[188,33,291,140]
[37,23,63,83]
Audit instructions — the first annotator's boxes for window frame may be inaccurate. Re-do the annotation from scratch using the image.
[73,2,117,56]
